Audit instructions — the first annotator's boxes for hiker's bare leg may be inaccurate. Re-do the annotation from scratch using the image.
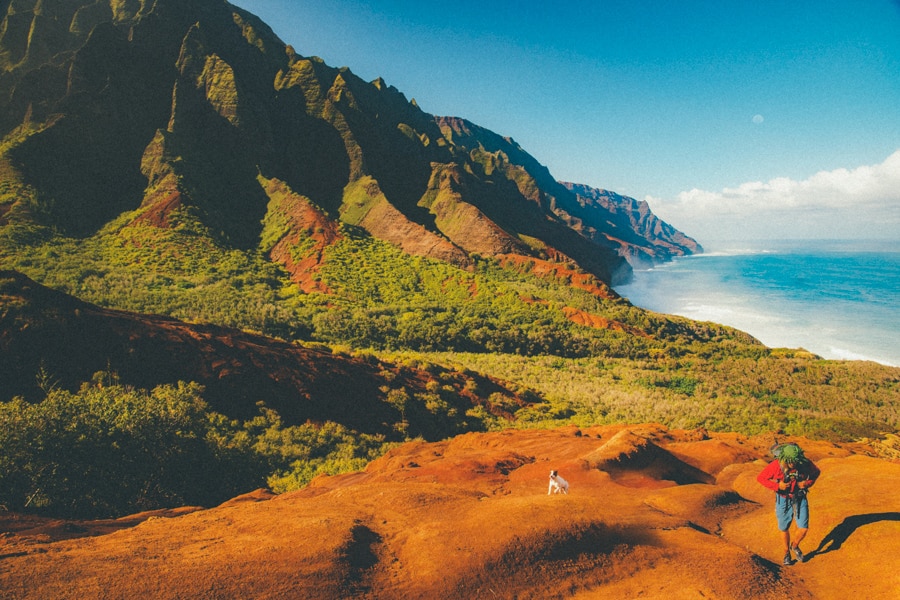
[792,527,808,549]
[781,529,791,553]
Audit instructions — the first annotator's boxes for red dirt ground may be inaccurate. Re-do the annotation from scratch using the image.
[2,424,898,599]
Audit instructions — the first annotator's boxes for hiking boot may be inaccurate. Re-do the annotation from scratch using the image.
[793,547,805,563]
[783,551,793,566]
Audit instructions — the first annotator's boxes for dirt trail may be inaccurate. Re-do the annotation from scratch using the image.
[2,424,898,599]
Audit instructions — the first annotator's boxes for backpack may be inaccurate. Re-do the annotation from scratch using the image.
[770,440,805,463]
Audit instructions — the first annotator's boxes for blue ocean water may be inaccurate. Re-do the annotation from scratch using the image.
[615,239,900,366]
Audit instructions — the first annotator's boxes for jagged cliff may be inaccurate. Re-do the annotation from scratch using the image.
[0,0,699,289]
[562,181,703,268]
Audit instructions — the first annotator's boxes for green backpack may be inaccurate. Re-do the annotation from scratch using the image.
[770,440,805,463]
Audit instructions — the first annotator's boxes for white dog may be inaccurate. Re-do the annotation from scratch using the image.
[548,470,569,495]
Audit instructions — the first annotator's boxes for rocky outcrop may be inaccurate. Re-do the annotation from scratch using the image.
[421,161,531,257]
[342,175,471,267]
[258,175,339,293]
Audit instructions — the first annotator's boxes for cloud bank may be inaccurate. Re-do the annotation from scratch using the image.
[646,149,900,243]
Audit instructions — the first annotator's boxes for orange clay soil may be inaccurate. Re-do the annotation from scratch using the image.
[2,424,899,599]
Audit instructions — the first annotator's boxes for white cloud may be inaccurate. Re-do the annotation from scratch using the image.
[646,150,900,242]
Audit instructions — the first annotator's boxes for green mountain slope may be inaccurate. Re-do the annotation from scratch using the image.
[0,0,698,289]
[0,0,723,357]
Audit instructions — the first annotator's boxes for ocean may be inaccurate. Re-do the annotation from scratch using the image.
[614,239,900,367]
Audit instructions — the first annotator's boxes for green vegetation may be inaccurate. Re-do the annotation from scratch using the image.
[380,352,899,441]
[1,207,317,339]
[0,373,397,519]
[339,176,383,225]
[0,204,753,357]
[2,202,899,519]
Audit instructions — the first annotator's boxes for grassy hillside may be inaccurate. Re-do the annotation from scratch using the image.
[381,351,899,442]
[0,205,755,357]
[3,210,897,445]
[2,214,899,519]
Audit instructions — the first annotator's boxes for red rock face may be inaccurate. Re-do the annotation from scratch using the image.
[499,253,618,299]
[260,177,340,293]
[132,189,184,228]
[357,189,472,268]
[562,306,648,336]
[2,424,896,599]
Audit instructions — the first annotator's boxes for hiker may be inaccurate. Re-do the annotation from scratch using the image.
[757,442,821,565]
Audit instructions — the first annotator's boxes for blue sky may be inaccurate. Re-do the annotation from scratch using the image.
[234,1,900,243]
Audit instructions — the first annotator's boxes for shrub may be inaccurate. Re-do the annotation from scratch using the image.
[0,380,250,518]
[0,377,396,518]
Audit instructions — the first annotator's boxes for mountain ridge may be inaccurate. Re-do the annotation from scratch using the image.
[0,0,699,290]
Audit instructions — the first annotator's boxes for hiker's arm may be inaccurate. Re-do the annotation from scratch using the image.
[799,462,821,489]
[756,461,783,491]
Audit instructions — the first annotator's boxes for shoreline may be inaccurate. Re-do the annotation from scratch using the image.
[618,240,900,367]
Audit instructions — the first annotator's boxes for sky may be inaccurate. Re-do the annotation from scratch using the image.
[233,0,900,245]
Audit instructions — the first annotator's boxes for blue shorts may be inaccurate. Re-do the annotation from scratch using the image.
[775,494,809,531]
